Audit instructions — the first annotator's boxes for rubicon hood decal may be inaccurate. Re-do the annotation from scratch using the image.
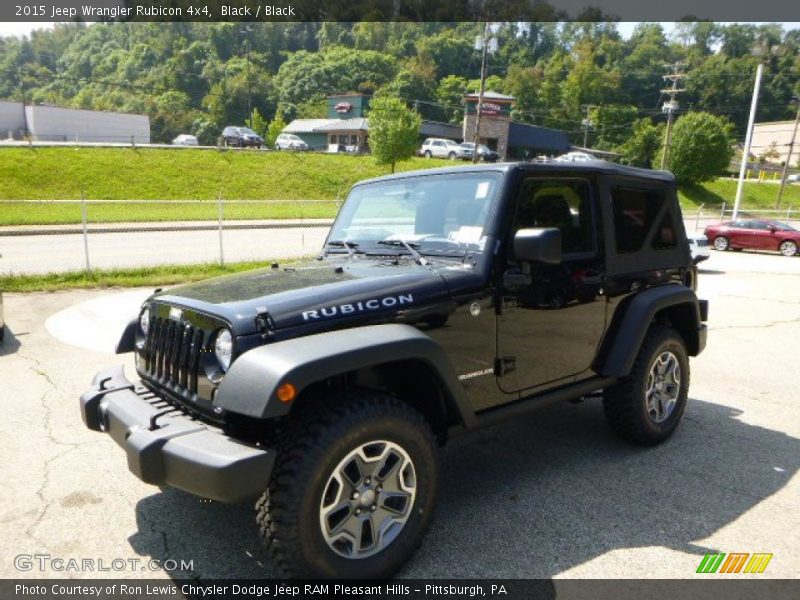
[303,294,414,321]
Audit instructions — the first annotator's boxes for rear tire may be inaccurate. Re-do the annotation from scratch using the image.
[603,324,689,446]
[713,236,729,251]
[779,240,798,256]
[448,152,456,160]
[257,390,439,578]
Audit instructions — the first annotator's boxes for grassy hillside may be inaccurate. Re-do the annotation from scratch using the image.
[679,178,800,213]
[1,146,799,225]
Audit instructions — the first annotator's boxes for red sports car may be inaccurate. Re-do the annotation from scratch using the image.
[704,219,800,257]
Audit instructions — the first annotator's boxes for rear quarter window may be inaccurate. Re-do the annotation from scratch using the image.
[611,186,676,253]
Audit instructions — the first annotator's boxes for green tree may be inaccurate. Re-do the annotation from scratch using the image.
[267,114,286,147]
[666,112,734,183]
[247,108,268,139]
[617,118,664,168]
[368,96,421,173]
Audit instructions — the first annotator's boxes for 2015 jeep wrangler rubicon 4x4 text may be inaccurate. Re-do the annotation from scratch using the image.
[80,161,707,578]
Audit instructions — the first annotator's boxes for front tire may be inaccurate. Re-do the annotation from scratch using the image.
[779,240,798,256]
[424,150,432,159]
[713,236,729,251]
[448,152,456,160]
[257,390,439,578]
[603,324,689,446]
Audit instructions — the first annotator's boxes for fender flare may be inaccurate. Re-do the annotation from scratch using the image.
[214,324,475,427]
[115,318,137,354]
[595,285,703,378]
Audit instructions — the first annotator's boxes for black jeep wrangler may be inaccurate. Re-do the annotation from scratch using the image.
[80,161,707,578]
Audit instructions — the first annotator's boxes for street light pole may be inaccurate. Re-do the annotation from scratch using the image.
[775,96,800,209]
[733,62,764,220]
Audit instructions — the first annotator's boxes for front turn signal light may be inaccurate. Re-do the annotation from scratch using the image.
[276,383,297,403]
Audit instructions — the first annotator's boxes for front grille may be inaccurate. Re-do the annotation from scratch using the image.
[143,316,206,395]
[696,238,709,247]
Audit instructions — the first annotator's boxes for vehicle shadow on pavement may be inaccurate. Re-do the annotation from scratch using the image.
[129,397,798,579]
[0,324,22,357]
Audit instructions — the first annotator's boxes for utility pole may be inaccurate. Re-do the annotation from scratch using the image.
[472,21,490,164]
[775,95,800,209]
[660,62,686,170]
[241,26,253,125]
[733,62,764,220]
[581,105,593,148]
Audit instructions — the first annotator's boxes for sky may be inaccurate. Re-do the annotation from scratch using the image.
[1,21,800,40]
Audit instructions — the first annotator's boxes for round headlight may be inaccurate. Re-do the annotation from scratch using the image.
[214,329,233,371]
[139,307,150,336]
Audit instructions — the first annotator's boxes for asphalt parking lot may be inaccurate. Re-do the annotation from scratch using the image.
[1,249,798,580]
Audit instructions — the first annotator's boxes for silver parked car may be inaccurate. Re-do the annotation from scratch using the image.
[275,133,309,151]
[419,138,461,159]
[172,134,199,146]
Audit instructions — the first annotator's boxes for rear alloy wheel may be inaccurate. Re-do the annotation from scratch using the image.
[713,236,729,251]
[603,324,689,446]
[779,240,798,257]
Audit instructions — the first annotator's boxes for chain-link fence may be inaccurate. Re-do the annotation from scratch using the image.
[4,198,799,276]
[0,199,338,275]
[685,202,800,234]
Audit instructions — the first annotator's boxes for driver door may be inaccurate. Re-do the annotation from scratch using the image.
[496,177,607,394]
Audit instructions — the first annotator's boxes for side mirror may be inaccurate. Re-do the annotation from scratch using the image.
[767,225,777,233]
[514,228,562,264]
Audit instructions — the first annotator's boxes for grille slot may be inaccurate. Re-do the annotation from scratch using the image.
[143,316,206,396]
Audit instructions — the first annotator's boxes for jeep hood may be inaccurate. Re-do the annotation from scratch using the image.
[151,259,464,335]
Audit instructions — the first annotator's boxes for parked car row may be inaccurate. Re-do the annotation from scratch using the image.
[418,138,499,162]
[171,129,312,151]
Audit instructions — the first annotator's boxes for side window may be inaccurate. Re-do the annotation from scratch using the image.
[611,186,674,253]
[512,179,594,255]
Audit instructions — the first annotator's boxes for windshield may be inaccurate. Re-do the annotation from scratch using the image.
[771,221,797,231]
[327,172,503,258]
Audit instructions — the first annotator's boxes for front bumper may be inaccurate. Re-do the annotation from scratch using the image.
[79,366,274,503]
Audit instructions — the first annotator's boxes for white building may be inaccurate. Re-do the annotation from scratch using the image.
[751,120,799,166]
[0,100,150,143]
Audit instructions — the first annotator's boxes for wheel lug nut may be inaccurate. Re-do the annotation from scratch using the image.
[364,477,371,485]
[354,507,361,515]
[370,505,376,511]
[376,486,382,492]
[352,491,359,500]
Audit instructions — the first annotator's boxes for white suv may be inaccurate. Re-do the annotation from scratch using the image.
[420,138,461,159]
[275,133,309,151]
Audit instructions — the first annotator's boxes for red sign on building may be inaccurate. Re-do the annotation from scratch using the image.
[335,102,353,114]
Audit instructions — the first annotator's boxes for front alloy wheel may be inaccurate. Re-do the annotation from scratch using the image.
[257,391,438,578]
[320,440,416,559]
[713,236,729,251]
[779,240,798,256]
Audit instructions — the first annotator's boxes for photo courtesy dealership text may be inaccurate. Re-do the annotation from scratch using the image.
[16,583,502,597]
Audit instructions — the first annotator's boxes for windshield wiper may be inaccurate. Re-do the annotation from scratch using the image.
[377,239,428,266]
[324,239,359,258]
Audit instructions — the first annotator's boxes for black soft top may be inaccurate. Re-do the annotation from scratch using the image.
[356,160,675,187]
